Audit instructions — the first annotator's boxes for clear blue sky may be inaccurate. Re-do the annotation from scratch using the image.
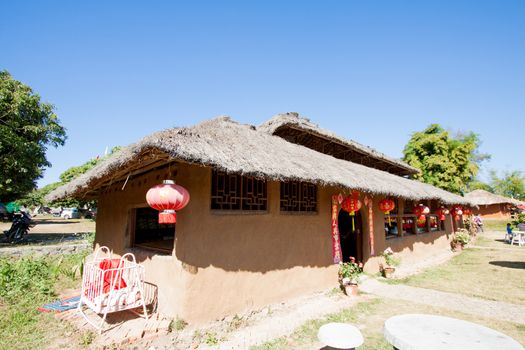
[2,1,524,187]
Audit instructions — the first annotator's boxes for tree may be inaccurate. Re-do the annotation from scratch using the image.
[0,70,66,201]
[16,147,122,209]
[489,170,525,200]
[402,124,490,194]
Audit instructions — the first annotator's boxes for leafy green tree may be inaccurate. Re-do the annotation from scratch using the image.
[17,147,121,209]
[59,158,100,183]
[489,170,525,200]
[0,70,66,201]
[402,124,490,194]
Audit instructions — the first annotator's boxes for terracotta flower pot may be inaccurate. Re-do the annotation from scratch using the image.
[452,242,463,252]
[382,266,395,278]
[343,283,358,296]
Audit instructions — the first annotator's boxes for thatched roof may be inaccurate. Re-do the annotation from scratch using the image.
[47,116,473,206]
[465,189,524,206]
[258,112,419,176]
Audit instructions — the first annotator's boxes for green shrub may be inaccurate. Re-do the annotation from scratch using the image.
[0,253,88,350]
[512,213,525,227]
[205,331,219,346]
[0,258,57,304]
[452,229,471,246]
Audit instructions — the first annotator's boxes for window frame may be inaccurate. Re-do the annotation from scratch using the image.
[279,181,318,214]
[210,170,268,213]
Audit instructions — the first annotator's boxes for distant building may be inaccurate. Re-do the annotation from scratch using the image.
[465,189,524,219]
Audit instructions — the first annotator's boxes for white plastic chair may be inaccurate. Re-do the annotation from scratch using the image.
[510,232,524,246]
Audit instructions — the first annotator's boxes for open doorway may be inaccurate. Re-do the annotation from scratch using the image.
[338,208,363,263]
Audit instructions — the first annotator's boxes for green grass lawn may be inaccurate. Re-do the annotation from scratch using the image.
[399,231,525,305]
[251,297,525,350]
[483,219,509,232]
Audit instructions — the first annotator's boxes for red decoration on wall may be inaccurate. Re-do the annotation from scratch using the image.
[146,180,190,224]
[414,204,430,220]
[463,208,472,216]
[341,191,362,231]
[451,205,463,221]
[378,198,395,214]
[331,194,342,264]
[379,198,395,226]
[341,192,362,215]
[365,196,375,256]
[436,207,450,221]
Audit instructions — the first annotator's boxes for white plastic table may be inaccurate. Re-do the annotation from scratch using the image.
[317,322,364,349]
[384,314,524,350]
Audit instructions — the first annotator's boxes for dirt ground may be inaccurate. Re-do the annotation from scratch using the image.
[0,216,95,244]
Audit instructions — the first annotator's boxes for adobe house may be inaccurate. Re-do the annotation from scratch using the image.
[465,189,524,220]
[48,113,474,323]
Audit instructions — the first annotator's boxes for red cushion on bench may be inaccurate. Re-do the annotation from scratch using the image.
[99,258,127,293]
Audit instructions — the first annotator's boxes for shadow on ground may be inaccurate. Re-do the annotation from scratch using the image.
[489,261,525,270]
[33,219,82,225]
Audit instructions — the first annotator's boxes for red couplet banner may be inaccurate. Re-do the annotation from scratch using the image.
[331,194,342,264]
[368,197,375,256]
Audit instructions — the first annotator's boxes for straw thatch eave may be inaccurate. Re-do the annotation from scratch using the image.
[258,112,419,176]
[46,116,473,206]
[465,189,524,206]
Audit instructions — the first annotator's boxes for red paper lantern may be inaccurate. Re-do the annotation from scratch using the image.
[146,180,190,224]
[414,204,430,220]
[341,192,362,231]
[379,198,396,215]
[341,193,362,215]
[451,205,463,220]
[436,207,450,221]
[379,198,395,227]
[463,208,472,216]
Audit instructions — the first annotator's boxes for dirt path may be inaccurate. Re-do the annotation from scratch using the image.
[0,216,95,234]
[0,217,94,257]
[0,217,94,251]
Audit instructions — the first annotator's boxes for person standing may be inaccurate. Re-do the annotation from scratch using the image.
[473,214,484,233]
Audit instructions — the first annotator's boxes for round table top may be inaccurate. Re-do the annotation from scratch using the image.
[318,322,364,349]
[384,314,524,350]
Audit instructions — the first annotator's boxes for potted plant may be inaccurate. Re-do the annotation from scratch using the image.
[338,257,363,296]
[451,229,470,251]
[380,247,400,278]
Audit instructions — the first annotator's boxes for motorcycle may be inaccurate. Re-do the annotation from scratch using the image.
[3,211,34,243]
